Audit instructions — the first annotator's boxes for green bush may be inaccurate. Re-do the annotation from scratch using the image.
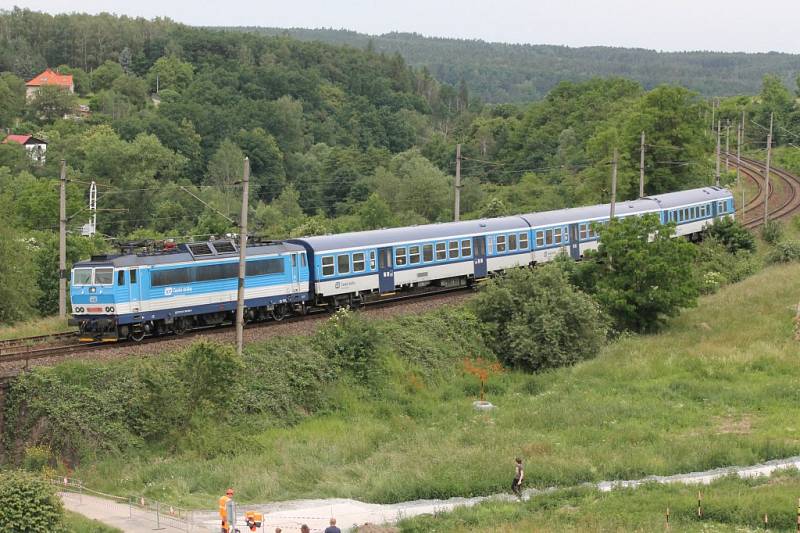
[180,341,244,412]
[704,217,755,254]
[473,265,607,372]
[761,219,784,244]
[694,239,761,293]
[22,445,52,473]
[313,309,381,382]
[767,240,800,263]
[0,470,63,532]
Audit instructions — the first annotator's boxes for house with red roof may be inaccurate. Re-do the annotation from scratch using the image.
[25,68,74,99]
[2,134,47,164]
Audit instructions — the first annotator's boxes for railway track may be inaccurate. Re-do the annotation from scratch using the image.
[0,331,78,355]
[727,155,800,229]
[0,285,472,374]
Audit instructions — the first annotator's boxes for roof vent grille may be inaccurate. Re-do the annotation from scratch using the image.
[188,242,214,256]
[212,240,236,254]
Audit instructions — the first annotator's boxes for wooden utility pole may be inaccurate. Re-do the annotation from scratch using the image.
[639,131,645,197]
[763,112,774,226]
[235,157,250,357]
[59,160,67,319]
[454,143,461,222]
[610,149,617,219]
[737,121,743,216]
[715,120,721,186]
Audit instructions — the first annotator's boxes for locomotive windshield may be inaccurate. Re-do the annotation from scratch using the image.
[73,268,92,285]
[94,268,114,285]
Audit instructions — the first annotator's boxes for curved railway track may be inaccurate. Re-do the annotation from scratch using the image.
[0,286,472,375]
[727,155,800,229]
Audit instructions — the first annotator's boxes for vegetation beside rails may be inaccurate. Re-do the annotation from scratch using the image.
[399,469,800,532]
[3,257,800,509]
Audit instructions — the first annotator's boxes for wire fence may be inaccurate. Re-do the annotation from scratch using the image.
[52,476,213,532]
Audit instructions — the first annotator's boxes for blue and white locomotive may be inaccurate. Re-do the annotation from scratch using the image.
[70,186,733,341]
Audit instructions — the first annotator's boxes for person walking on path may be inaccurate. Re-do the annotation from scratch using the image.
[219,488,237,533]
[324,517,342,533]
[512,458,524,499]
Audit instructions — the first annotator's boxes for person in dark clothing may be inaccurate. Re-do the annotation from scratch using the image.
[512,457,524,499]
[324,517,342,533]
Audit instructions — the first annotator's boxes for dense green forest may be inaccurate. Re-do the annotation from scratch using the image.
[233,27,800,103]
[1,7,800,324]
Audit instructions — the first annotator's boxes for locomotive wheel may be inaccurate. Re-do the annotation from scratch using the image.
[173,318,188,336]
[271,303,288,321]
[129,328,145,342]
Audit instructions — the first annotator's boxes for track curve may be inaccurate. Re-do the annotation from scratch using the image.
[726,155,800,229]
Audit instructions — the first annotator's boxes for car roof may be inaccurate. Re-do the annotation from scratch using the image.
[290,216,530,253]
[74,242,305,268]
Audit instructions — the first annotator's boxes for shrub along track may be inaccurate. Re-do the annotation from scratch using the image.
[727,155,800,229]
[0,287,474,379]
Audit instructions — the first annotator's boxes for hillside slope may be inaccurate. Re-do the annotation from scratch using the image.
[231,27,800,102]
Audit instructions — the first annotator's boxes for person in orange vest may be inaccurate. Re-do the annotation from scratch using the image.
[218,488,237,533]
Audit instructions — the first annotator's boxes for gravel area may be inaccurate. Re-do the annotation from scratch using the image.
[0,290,474,377]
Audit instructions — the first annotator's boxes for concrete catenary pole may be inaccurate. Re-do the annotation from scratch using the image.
[639,131,645,198]
[725,120,731,169]
[715,120,721,186]
[454,143,461,222]
[610,149,617,219]
[59,160,67,318]
[763,112,774,226]
[235,157,250,357]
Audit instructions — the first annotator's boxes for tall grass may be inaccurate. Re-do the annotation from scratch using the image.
[400,469,800,532]
[20,263,800,510]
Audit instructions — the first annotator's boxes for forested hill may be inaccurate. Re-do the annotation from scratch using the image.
[230,27,800,102]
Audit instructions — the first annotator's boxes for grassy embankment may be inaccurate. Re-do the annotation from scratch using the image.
[400,469,800,532]
[11,258,792,510]
[63,510,122,533]
[0,316,73,340]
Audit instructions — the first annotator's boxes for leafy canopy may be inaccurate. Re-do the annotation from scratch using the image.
[583,214,699,333]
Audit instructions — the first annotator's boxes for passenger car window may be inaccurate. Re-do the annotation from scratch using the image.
[396,247,407,266]
[130,269,137,284]
[554,228,562,244]
[508,234,517,251]
[409,246,420,264]
[449,241,459,258]
[117,270,125,286]
[496,235,506,253]
[536,231,544,247]
[519,233,529,249]
[322,256,334,276]
[435,242,446,260]
[423,244,433,262]
[337,255,350,274]
[94,268,113,285]
[461,239,471,256]
[545,230,554,245]
[370,251,376,270]
[353,252,365,272]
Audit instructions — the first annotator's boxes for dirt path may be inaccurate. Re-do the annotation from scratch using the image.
[63,455,800,532]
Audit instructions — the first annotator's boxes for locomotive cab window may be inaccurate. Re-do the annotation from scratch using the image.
[396,247,407,266]
[322,256,334,276]
[73,268,92,285]
[94,268,114,285]
[435,242,446,260]
[353,252,365,272]
[337,254,350,274]
[461,239,471,256]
